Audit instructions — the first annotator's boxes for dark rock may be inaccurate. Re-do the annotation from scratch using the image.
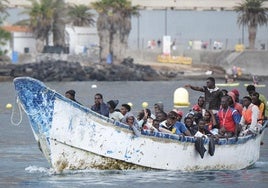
[0,56,262,82]
[0,58,165,81]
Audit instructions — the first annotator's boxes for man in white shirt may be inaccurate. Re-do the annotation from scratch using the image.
[239,96,261,135]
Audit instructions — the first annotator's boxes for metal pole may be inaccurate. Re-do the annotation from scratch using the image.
[165,8,167,35]
[242,24,244,45]
[137,15,140,49]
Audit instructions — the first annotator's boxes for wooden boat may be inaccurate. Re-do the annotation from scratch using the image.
[244,83,266,88]
[13,77,267,172]
[216,82,240,87]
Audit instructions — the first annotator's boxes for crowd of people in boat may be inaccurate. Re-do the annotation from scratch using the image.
[64,77,267,140]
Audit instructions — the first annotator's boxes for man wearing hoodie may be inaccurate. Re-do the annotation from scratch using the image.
[228,91,243,115]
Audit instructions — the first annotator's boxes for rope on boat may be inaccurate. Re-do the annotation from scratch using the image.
[10,89,57,127]
[10,96,23,126]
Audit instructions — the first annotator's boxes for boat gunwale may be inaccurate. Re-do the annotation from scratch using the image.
[54,90,267,146]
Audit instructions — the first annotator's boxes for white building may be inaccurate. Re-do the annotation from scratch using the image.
[1,25,36,63]
[65,25,99,54]
[1,25,36,54]
[1,25,99,56]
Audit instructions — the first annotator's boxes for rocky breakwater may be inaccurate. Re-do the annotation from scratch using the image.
[0,55,228,81]
[0,58,184,82]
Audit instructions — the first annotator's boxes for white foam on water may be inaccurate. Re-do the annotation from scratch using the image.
[25,165,55,175]
[254,161,268,168]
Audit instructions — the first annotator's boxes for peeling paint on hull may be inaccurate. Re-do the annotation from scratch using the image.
[50,140,150,172]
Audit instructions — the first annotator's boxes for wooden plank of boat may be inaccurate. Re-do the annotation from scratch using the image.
[244,83,266,88]
[13,77,267,172]
[216,82,240,87]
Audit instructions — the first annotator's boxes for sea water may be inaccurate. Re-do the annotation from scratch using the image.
[0,79,268,187]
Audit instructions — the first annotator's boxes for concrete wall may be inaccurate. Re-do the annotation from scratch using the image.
[126,48,268,76]
[229,51,268,76]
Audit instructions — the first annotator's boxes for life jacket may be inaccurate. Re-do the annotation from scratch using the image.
[218,107,236,133]
[192,104,202,113]
[242,104,253,125]
[205,121,213,131]
[257,102,265,124]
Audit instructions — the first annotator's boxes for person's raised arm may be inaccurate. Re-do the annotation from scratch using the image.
[184,84,204,92]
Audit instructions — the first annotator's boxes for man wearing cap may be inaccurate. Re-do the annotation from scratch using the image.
[173,108,183,122]
[65,90,81,105]
[159,111,191,136]
[239,96,261,135]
